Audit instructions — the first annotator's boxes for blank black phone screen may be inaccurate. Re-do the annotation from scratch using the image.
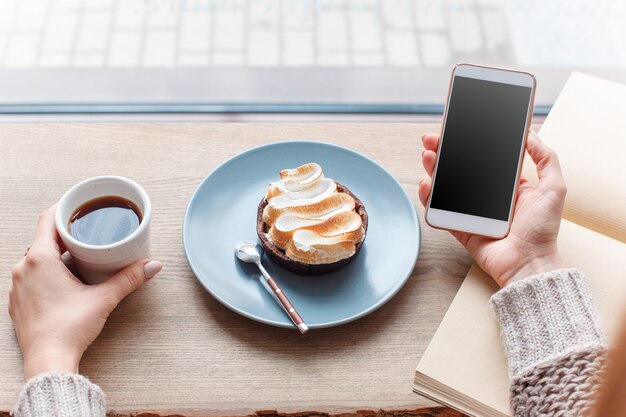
[430,75,532,221]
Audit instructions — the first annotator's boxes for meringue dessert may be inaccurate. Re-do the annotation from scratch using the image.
[256,163,368,275]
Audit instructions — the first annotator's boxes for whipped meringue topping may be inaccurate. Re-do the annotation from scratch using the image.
[262,163,365,264]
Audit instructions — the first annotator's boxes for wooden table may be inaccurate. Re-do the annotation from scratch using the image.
[0,123,473,417]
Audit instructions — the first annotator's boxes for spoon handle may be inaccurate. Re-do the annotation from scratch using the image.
[266,278,308,334]
[257,263,308,334]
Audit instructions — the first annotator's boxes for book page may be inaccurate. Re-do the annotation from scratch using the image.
[525,72,626,243]
[416,219,626,416]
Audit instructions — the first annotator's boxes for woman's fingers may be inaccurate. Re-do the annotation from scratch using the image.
[423,150,437,176]
[417,134,438,207]
[418,179,432,207]
[29,205,65,257]
[421,133,440,152]
[421,133,440,177]
[526,134,567,198]
[95,259,162,308]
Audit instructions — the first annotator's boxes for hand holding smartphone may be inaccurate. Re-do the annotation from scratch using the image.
[425,64,536,238]
[421,64,568,287]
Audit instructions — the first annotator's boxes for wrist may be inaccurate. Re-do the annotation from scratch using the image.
[500,251,566,287]
[22,345,81,381]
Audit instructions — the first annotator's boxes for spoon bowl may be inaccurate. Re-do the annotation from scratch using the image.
[235,241,263,264]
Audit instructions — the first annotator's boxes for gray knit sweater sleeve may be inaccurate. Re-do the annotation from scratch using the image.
[13,371,106,417]
[490,268,607,417]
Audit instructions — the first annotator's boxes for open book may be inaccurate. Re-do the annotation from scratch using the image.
[413,72,626,417]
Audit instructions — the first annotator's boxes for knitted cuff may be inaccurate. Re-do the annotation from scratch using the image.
[13,372,106,417]
[490,268,606,377]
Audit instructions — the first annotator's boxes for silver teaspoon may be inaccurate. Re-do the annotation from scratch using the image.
[234,241,309,334]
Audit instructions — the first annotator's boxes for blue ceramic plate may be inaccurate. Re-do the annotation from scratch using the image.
[183,141,420,329]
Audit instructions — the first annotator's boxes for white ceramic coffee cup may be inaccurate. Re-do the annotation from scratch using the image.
[55,176,151,285]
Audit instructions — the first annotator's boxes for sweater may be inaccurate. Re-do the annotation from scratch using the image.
[13,372,105,417]
[13,268,606,417]
[490,268,606,416]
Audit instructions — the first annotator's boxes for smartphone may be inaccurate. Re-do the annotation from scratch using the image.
[425,63,536,238]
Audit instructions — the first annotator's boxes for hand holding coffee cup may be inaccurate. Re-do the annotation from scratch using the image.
[9,201,162,380]
[55,176,152,284]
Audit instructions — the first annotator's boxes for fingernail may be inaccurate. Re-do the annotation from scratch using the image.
[144,260,163,279]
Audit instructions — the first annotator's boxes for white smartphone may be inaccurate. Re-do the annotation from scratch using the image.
[425,63,536,238]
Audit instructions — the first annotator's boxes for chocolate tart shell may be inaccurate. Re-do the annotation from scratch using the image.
[256,182,368,275]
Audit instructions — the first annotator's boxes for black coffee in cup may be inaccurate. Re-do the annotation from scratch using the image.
[68,195,142,246]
